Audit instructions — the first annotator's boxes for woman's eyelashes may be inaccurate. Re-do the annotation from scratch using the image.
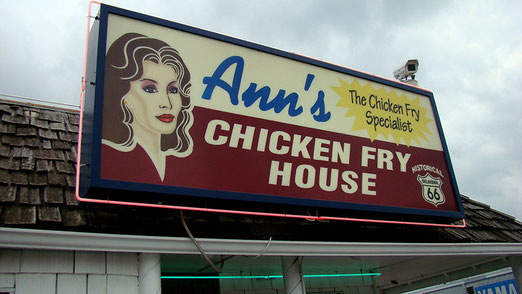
[140,79,178,95]
[142,85,158,93]
[167,82,178,94]
[141,79,158,94]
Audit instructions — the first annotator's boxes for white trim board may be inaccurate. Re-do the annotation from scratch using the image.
[1,227,521,256]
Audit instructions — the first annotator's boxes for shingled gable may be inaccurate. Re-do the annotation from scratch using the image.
[1,99,521,243]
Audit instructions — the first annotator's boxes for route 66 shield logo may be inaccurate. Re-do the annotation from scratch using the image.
[417,173,445,206]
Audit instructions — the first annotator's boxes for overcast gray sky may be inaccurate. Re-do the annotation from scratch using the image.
[1,0,521,220]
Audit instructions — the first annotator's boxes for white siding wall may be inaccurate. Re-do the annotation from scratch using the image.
[0,249,139,294]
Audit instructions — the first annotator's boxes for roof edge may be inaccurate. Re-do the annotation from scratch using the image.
[0,97,80,113]
[1,227,521,256]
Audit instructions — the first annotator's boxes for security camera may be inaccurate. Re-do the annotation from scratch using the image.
[393,59,419,82]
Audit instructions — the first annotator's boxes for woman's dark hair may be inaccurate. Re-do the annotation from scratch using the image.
[102,33,192,153]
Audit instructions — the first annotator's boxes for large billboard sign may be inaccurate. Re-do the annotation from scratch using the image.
[78,4,465,221]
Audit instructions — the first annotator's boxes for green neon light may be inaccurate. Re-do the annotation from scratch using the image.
[161,273,381,279]
[304,273,380,278]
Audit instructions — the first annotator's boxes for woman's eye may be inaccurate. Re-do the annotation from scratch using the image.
[142,85,158,93]
[168,86,178,94]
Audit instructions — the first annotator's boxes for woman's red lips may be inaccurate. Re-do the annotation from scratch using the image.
[156,114,175,123]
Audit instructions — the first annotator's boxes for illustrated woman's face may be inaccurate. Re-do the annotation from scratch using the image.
[124,60,183,135]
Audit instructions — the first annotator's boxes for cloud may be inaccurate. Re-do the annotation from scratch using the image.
[0,1,85,104]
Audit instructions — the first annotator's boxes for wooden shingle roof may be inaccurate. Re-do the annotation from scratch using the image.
[1,99,521,243]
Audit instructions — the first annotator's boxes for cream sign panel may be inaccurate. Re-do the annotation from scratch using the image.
[80,5,464,220]
[106,14,443,151]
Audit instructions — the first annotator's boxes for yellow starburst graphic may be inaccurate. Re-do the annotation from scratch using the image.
[331,78,432,146]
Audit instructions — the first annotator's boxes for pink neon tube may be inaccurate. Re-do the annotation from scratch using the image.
[75,3,465,229]
[75,0,100,205]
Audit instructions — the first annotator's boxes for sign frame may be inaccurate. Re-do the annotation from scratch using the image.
[77,4,465,223]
